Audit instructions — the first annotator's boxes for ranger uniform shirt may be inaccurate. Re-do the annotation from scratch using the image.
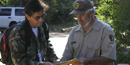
[63,17,116,61]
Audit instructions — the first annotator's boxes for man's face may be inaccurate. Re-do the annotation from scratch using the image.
[76,13,91,27]
[26,10,45,28]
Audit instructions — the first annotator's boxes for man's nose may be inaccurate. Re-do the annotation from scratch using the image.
[76,15,81,21]
[39,17,44,22]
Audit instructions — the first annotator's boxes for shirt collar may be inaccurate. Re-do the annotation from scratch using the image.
[92,17,100,31]
[75,25,82,32]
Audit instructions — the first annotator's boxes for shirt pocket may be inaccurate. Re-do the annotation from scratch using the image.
[86,41,101,58]
[87,41,100,49]
[71,40,80,50]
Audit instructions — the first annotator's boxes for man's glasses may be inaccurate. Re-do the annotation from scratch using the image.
[32,13,47,21]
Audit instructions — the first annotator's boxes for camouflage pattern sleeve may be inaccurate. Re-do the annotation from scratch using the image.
[9,28,40,65]
[42,21,58,62]
[45,42,58,62]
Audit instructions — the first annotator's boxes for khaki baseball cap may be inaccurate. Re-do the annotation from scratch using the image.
[70,0,93,15]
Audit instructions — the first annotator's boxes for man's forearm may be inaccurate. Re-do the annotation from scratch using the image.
[80,57,114,65]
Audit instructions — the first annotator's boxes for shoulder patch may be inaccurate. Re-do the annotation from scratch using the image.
[109,34,114,42]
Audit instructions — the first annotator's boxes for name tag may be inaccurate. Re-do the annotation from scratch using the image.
[71,41,76,44]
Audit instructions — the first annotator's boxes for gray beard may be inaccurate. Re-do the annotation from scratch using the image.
[79,18,92,27]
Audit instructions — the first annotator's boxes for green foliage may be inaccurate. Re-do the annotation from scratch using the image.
[96,0,130,64]
[44,0,76,25]
[8,0,21,6]
[113,1,130,46]
[116,51,130,64]
[95,0,115,24]
[0,0,9,6]
[0,0,23,6]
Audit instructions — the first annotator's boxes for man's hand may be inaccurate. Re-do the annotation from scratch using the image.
[79,57,114,65]
[73,62,84,65]
[73,58,87,65]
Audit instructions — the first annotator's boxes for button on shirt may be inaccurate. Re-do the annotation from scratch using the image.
[63,17,116,61]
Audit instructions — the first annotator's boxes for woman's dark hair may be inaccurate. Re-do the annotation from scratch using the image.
[24,0,48,16]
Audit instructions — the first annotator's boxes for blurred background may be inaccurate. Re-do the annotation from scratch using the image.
[0,0,130,65]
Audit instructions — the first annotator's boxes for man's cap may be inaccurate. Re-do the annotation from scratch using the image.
[70,0,94,15]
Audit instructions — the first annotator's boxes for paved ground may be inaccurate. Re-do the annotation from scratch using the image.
[49,32,69,59]
[0,31,69,65]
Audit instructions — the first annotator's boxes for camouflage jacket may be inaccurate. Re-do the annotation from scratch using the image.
[9,19,57,65]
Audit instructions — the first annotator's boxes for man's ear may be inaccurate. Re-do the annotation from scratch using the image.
[25,14,30,20]
[90,10,94,17]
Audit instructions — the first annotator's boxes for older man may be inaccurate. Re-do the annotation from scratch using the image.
[61,0,116,65]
